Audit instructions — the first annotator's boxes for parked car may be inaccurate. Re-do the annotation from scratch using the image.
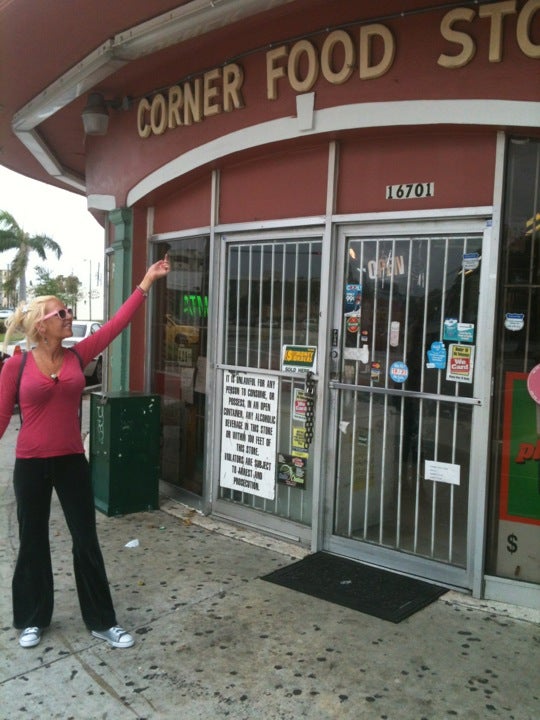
[0,308,14,320]
[165,314,200,347]
[6,320,103,385]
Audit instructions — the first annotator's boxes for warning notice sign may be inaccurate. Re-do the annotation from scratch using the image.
[220,371,279,499]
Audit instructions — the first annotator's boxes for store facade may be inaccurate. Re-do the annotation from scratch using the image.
[3,0,539,608]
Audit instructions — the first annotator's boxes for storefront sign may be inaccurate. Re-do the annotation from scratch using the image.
[137,2,540,138]
[446,343,474,383]
[500,373,540,525]
[220,371,279,500]
[281,345,317,374]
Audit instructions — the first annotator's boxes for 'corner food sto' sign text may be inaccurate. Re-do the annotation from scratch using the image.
[137,2,540,138]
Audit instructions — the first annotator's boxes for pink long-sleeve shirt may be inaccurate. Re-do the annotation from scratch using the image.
[0,289,145,458]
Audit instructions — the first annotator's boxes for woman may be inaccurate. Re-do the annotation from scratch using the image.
[0,257,170,648]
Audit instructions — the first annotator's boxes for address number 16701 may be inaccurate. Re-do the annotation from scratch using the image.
[386,182,434,200]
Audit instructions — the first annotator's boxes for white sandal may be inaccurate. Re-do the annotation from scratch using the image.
[91,625,134,648]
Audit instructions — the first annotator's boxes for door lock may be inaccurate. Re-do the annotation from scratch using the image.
[330,328,340,379]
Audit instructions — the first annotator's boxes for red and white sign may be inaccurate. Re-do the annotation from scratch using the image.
[446,344,475,384]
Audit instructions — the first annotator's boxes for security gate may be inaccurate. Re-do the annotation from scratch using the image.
[326,218,492,588]
[215,229,323,540]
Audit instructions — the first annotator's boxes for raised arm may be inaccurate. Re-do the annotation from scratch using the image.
[75,257,170,366]
[136,257,171,294]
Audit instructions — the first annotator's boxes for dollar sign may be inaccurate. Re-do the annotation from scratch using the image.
[507,534,518,554]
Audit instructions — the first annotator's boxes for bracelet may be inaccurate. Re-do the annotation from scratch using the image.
[136,285,148,297]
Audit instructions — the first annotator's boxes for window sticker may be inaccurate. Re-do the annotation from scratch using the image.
[426,341,447,370]
[293,389,309,421]
[281,345,317,374]
[457,323,474,343]
[443,319,475,343]
[277,453,306,489]
[371,361,381,382]
[344,284,362,315]
[505,313,525,332]
[446,344,475,383]
[291,427,308,457]
[462,252,480,271]
[425,460,460,485]
[346,314,360,334]
[389,361,408,383]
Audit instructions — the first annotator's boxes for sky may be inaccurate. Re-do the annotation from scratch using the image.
[0,165,105,315]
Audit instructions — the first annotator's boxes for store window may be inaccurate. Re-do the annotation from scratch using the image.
[151,237,209,496]
[488,137,540,583]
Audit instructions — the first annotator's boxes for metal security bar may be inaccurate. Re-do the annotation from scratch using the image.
[220,238,322,524]
[334,233,482,566]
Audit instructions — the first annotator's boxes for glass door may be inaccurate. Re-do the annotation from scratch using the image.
[151,237,209,497]
[327,221,489,587]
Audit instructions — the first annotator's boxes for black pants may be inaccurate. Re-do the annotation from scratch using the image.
[12,454,117,631]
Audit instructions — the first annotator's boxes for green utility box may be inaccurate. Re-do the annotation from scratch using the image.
[90,392,161,516]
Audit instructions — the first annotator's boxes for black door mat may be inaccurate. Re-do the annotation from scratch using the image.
[261,551,447,623]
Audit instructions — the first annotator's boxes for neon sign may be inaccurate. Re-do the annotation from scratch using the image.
[181,294,208,318]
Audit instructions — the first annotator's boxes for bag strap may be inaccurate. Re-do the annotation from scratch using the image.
[67,347,85,429]
[15,351,28,423]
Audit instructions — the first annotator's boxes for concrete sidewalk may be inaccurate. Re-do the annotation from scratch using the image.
[0,397,538,720]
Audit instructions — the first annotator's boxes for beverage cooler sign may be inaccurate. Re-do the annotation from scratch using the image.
[220,371,278,500]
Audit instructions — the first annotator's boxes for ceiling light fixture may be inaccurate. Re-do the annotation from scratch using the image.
[82,93,131,135]
[82,92,112,135]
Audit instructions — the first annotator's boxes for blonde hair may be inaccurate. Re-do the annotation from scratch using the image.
[2,296,58,353]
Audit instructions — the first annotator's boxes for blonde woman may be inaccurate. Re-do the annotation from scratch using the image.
[0,257,169,648]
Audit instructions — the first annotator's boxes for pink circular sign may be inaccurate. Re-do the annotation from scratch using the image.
[527,364,540,404]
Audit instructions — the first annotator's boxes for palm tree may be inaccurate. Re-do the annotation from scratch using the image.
[0,210,62,302]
